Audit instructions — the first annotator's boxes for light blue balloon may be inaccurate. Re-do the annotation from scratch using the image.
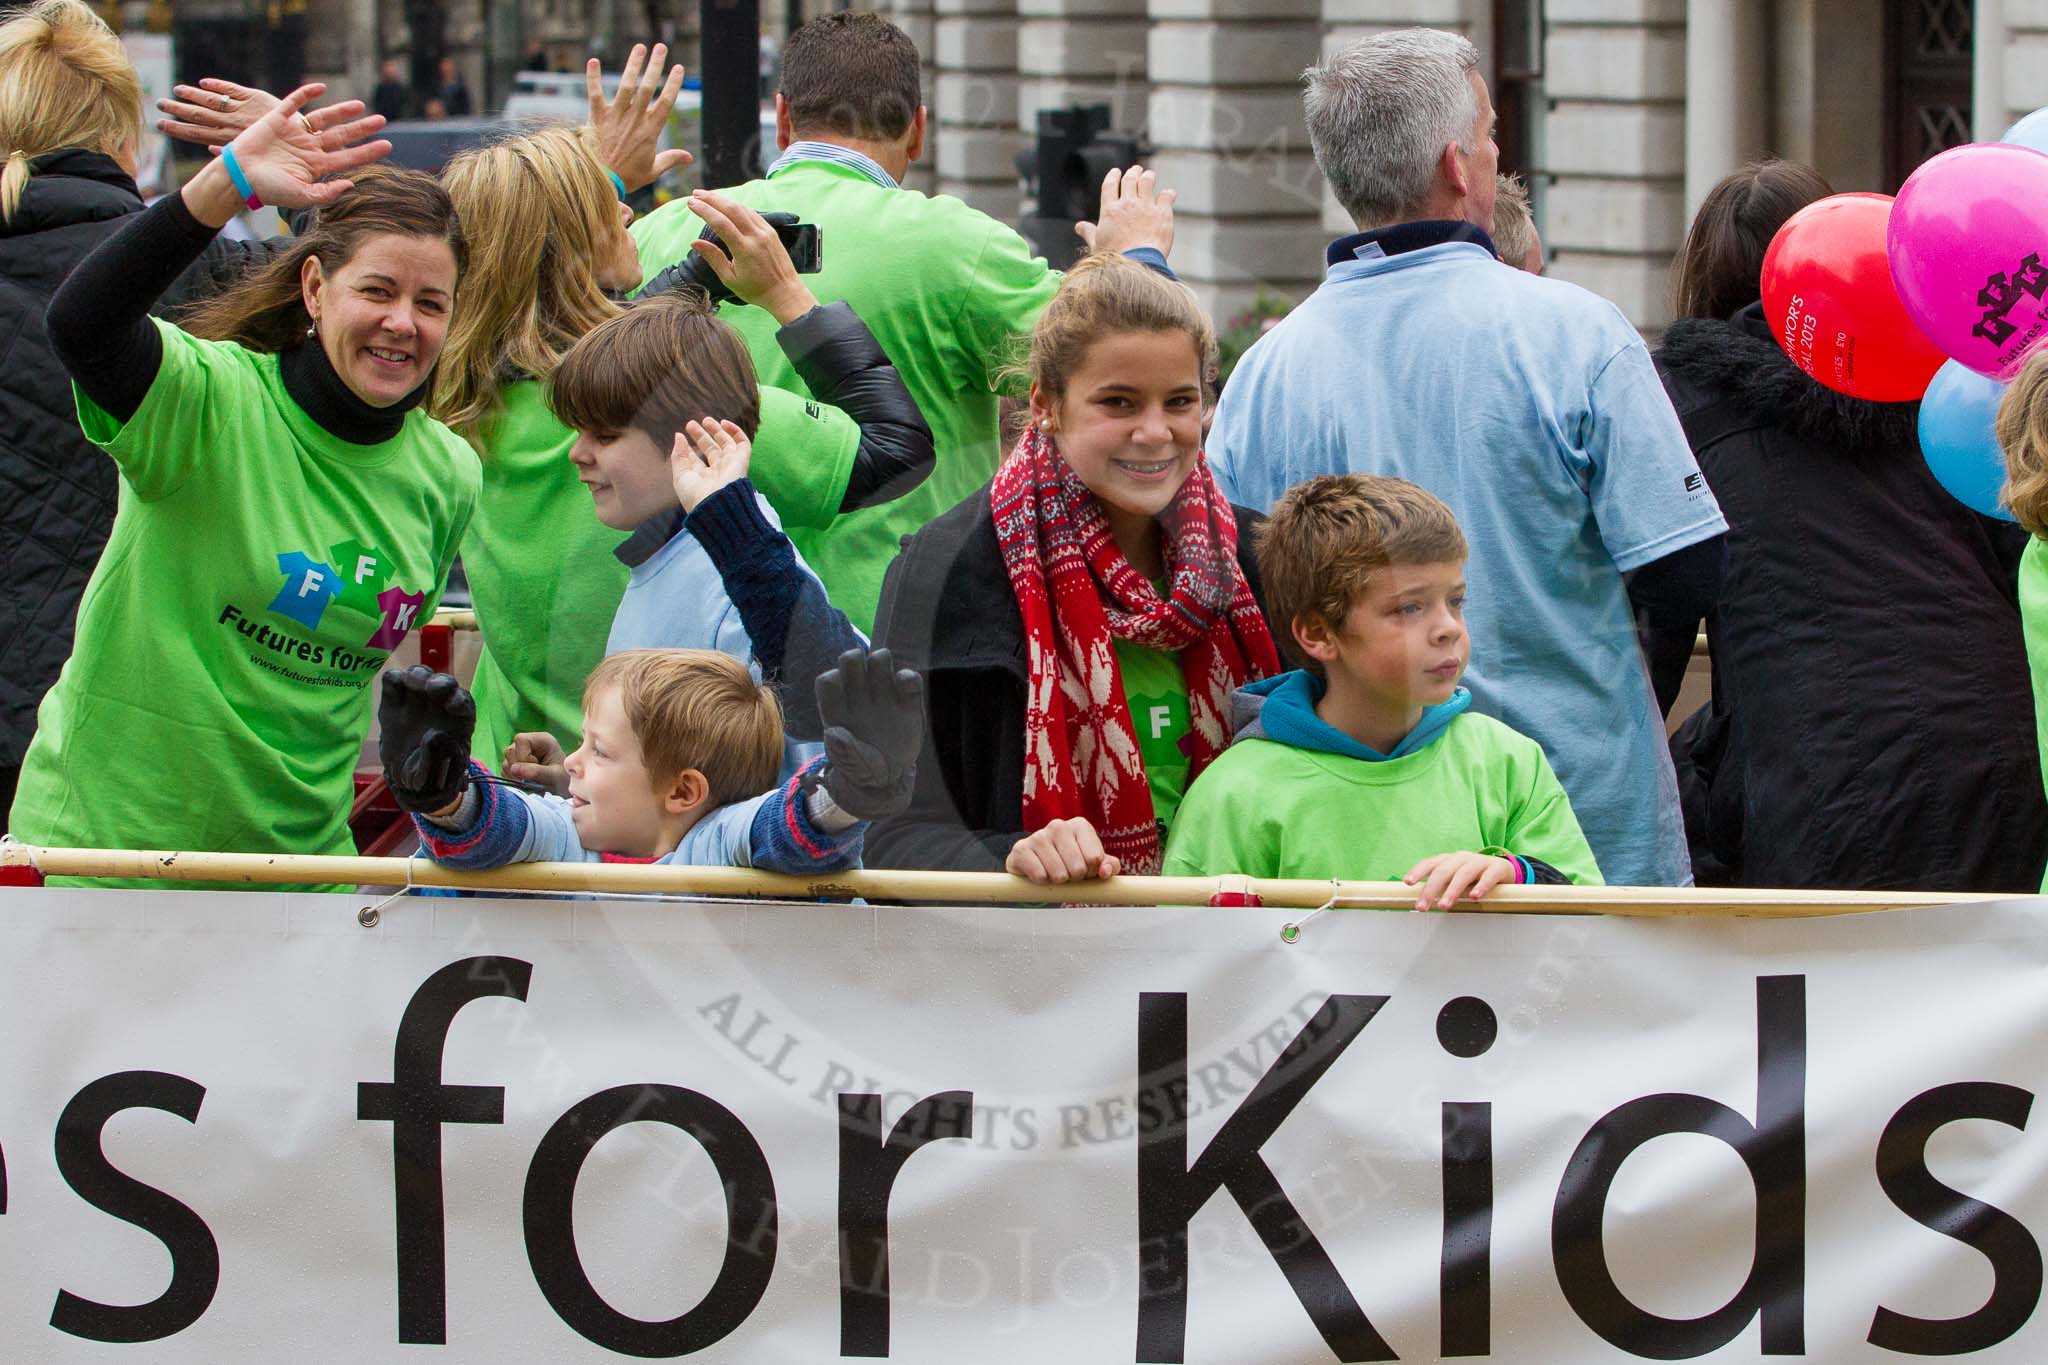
[2004,107,2048,155]
[1918,358,2016,521]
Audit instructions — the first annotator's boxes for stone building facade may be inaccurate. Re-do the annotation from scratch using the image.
[151,0,2048,329]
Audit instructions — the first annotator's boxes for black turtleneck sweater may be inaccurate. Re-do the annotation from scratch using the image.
[47,191,424,442]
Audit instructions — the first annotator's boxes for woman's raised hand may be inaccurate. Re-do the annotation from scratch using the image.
[686,190,819,324]
[157,77,280,146]
[589,43,692,192]
[223,83,391,209]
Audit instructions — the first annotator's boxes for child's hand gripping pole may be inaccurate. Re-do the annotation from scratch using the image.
[811,648,925,821]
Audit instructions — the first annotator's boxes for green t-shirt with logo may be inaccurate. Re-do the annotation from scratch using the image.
[10,321,480,889]
[463,377,860,767]
[2022,536,2048,892]
[632,159,1062,630]
[1113,640,1192,830]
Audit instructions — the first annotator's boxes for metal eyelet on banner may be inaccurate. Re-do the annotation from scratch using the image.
[1280,881,1344,944]
[359,851,423,928]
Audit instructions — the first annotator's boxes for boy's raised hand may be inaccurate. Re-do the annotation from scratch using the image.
[1402,850,1517,911]
[813,648,925,820]
[669,418,752,512]
[1004,817,1119,884]
[377,666,476,816]
[504,731,570,797]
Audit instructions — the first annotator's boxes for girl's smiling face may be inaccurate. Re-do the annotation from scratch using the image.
[1030,328,1205,529]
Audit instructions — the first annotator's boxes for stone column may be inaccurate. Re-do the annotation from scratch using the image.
[931,0,1022,217]
[2002,0,2048,128]
[1682,0,1766,217]
[1542,0,1686,329]
[884,0,940,193]
[1148,0,1324,322]
[1018,0,1148,135]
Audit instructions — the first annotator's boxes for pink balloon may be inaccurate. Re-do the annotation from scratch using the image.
[1888,142,2048,380]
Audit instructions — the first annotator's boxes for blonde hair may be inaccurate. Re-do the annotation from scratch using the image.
[0,0,142,224]
[434,125,629,436]
[1256,474,1468,674]
[1021,251,1217,407]
[1491,172,1535,270]
[584,649,784,806]
[1998,350,2048,538]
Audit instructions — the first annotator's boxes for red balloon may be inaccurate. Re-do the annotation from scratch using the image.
[1759,193,1947,401]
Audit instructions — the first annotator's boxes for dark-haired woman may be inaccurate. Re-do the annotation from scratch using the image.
[1652,159,2045,891]
[11,87,480,887]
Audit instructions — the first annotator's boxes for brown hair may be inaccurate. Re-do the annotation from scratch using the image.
[434,125,626,436]
[1674,159,1833,321]
[584,649,784,806]
[1255,474,1468,674]
[780,11,922,142]
[179,165,467,352]
[1022,251,1217,408]
[1998,349,2048,538]
[545,290,762,442]
[0,0,141,223]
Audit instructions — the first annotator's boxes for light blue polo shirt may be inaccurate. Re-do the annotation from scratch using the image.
[1208,241,1725,887]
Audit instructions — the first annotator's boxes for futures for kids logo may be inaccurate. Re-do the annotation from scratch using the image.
[215,537,427,679]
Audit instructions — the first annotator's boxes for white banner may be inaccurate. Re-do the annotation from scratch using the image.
[2,889,2047,1362]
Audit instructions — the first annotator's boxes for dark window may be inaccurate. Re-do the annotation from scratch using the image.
[1885,0,1973,190]
[1493,0,1544,184]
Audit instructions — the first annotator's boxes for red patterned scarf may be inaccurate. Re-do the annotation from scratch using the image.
[990,426,1280,874]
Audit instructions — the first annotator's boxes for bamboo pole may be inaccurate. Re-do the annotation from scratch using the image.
[0,844,2010,918]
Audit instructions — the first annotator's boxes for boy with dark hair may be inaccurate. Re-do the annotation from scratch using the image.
[379,647,922,872]
[509,288,891,789]
[1163,474,1601,908]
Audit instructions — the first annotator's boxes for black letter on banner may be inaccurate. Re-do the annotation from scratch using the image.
[839,1089,975,1356]
[1,1136,8,1214]
[1867,1082,2041,1354]
[1553,974,1806,1359]
[1439,996,1496,1358]
[357,955,532,1345]
[1136,992,1389,1363]
[49,1071,219,1343]
[524,1084,777,1356]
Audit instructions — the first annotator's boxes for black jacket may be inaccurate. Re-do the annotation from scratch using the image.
[1653,302,2045,891]
[868,485,1267,871]
[0,152,280,770]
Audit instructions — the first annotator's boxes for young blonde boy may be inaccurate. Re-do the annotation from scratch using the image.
[378,647,921,872]
[1163,475,1600,907]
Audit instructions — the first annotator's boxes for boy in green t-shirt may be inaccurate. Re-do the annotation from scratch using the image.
[1163,475,1601,907]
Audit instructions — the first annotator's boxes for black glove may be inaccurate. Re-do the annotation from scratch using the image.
[812,648,925,820]
[377,665,477,815]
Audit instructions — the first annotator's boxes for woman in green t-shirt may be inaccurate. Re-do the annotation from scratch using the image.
[12,86,478,886]
[432,124,934,774]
